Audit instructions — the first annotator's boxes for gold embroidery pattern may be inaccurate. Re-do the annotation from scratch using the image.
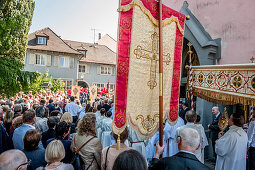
[251,77,255,90]
[115,109,126,128]
[136,114,159,132]
[118,0,184,35]
[133,32,171,89]
[169,107,178,121]
[189,65,255,105]
[216,73,227,87]
[207,74,214,85]
[232,75,242,88]
[198,74,203,84]
[118,60,129,75]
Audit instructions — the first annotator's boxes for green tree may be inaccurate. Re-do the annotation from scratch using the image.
[0,0,35,60]
[28,71,52,93]
[0,0,36,97]
[51,79,65,92]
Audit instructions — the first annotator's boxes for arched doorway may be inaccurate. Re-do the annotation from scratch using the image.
[78,81,89,88]
[179,38,200,99]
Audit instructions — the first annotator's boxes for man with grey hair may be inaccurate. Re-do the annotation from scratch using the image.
[0,149,29,170]
[208,106,222,158]
[174,110,208,163]
[149,128,210,170]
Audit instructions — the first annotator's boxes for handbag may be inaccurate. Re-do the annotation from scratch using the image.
[71,136,96,170]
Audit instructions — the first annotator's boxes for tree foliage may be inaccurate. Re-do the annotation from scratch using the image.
[0,0,35,60]
[0,57,39,97]
[28,71,65,93]
[28,71,52,93]
[51,79,65,92]
[0,0,36,97]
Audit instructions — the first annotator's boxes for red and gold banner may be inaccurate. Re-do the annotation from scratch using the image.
[113,0,185,139]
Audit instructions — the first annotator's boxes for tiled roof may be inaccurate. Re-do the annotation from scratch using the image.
[27,27,82,56]
[65,40,116,65]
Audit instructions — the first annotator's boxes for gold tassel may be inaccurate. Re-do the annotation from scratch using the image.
[116,134,120,150]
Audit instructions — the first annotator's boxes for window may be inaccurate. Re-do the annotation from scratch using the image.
[112,67,116,75]
[37,37,47,45]
[110,84,115,91]
[35,55,46,65]
[93,83,105,90]
[62,80,72,89]
[59,57,69,67]
[79,65,86,72]
[78,50,86,57]
[100,66,112,75]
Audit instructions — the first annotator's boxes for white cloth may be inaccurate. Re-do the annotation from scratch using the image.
[65,102,79,116]
[215,125,248,170]
[146,131,168,161]
[96,115,105,129]
[164,118,184,157]
[78,107,86,119]
[101,117,112,132]
[128,125,146,159]
[248,120,255,147]
[175,122,208,163]
[97,128,103,141]
[101,131,112,149]
[101,117,112,148]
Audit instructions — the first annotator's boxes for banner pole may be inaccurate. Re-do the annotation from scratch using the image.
[158,0,163,151]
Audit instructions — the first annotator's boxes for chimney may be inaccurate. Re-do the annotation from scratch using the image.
[98,33,101,40]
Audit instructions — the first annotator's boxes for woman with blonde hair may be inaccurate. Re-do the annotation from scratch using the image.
[60,112,73,124]
[36,140,74,170]
[71,113,102,170]
[60,112,76,134]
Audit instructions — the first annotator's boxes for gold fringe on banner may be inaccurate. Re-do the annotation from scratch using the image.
[118,0,185,35]
[192,87,255,106]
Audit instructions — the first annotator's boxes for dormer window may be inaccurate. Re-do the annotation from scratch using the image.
[78,50,87,58]
[37,37,47,45]
[35,33,49,45]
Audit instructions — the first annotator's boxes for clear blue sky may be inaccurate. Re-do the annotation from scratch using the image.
[30,0,119,43]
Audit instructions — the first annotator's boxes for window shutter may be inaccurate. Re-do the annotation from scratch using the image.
[112,66,116,75]
[70,57,74,68]
[29,53,36,65]
[54,56,59,67]
[46,55,51,66]
[97,66,101,74]
[85,65,90,74]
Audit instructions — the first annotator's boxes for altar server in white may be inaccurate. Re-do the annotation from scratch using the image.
[215,113,248,170]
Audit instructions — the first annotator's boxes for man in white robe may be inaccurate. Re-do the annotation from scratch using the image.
[164,117,185,157]
[146,124,168,162]
[96,108,106,140]
[128,123,147,158]
[175,110,208,163]
[215,113,248,170]
[101,111,113,148]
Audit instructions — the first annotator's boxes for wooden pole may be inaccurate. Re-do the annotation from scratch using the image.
[158,0,163,150]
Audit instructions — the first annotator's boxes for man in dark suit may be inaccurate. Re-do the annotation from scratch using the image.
[46,99,56,115]
[208,106,222,158]
[179,103,190,124]
[149,127,210,170]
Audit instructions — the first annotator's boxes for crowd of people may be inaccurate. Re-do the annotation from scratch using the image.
[0,90,253,170]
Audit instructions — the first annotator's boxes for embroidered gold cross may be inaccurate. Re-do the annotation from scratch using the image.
[134,32,171,89]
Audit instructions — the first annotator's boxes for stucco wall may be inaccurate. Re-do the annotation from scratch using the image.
[164,0,255,64]
[78,62,115,87]
[24,51,79,85]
